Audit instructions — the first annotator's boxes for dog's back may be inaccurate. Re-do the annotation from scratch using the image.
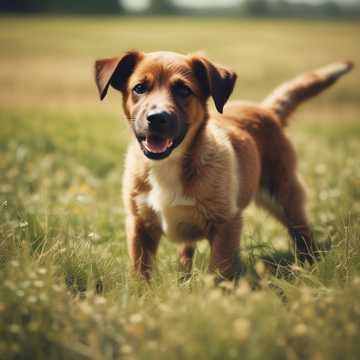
[214,60,353,197]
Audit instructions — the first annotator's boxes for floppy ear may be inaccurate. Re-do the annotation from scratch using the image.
[94,51,143,100]
[191,56,237,113]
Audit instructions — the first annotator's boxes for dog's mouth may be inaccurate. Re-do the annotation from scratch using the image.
[139,134,175,160]
[136,118,189,160]
[142,135,173,154]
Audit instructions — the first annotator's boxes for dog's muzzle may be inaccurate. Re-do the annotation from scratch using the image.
[136,110,187,160]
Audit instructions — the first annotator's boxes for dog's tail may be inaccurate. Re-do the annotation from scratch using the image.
[262,61,353,127]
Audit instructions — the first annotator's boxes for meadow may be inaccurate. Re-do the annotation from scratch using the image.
[0,17,359,359]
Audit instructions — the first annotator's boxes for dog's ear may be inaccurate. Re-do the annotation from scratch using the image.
[191,56,237,113]
[94,51,143,100]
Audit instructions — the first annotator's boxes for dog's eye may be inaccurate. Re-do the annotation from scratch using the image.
[133,83,147,95]
[173,83,192,97]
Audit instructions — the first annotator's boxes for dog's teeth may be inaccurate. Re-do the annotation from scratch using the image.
[143,138,172,154]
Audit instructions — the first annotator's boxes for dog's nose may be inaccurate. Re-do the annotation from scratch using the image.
[147,110,172,132]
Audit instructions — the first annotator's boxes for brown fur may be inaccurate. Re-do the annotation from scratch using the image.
[95,51,352,280]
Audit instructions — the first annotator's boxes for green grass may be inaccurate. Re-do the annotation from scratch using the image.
[0,17,360,360]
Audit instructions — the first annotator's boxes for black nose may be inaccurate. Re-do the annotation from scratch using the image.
[147,110,172,131]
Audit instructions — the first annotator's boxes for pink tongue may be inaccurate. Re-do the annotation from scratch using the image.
[143,137,172,153]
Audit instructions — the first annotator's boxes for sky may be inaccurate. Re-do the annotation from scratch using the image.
[121,0,359,12]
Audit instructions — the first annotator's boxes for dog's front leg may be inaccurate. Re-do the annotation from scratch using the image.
[126,214,161,281]
[208,213,242,281]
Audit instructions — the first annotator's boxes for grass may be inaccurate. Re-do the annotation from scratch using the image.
[0,16,360,359]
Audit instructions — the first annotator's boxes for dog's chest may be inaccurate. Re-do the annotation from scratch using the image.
[138,164,204,242]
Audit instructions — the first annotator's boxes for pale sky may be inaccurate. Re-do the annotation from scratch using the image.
[121,0,359,12]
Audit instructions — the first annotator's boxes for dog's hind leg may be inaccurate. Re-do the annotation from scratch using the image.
[178,244,196,282]
[256,175,318,264]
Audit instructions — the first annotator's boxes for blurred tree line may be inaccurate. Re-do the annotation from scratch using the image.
[1,0,360,18]
[238,0,356,18]
[0,0,123,14]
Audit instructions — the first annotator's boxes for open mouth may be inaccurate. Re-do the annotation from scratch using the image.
[140,135,174,159]
[142,135,173,154]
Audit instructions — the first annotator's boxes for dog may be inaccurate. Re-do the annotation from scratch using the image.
[94,51,352,281]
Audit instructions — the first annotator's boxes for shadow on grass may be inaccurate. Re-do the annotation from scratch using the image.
[235,241,332,301]
[260,250,296,280]
[260,240,331,279]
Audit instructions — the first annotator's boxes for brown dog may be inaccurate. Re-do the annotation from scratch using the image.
[95,51,352,280]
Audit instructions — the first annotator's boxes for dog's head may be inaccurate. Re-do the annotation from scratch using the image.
[95,51,236,160]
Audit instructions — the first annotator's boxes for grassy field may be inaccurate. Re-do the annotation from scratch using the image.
[0,17,360,359]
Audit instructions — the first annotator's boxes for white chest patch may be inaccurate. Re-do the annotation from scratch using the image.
[145,161,199,241]
[147,162,195,210]
[148,169,195,212]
